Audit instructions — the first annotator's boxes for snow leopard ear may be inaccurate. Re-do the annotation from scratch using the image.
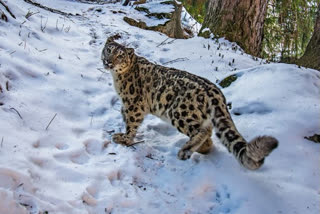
[126,48,135,57]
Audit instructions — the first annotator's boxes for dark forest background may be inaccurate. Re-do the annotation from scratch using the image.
[181,0,319,69]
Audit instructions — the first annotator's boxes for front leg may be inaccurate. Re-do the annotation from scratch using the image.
[113,105,145,146]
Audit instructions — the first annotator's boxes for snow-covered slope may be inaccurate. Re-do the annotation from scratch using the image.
[0,0,319,213]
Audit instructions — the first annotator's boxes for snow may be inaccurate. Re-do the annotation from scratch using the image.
[0,0,319,213]
[136,1,174,14]
[181,7,201,35]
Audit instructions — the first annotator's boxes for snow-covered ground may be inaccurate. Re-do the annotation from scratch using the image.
[0,0,319,213]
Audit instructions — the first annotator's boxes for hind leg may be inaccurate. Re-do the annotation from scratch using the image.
[178,126,212,160]
[193,126,213,154]
[196,138,213,154]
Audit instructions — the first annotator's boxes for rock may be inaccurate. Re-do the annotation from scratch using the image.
[123,17,148,29]
[133,0,146,5]
[219,74,238,88]
[198,28,211,38]
[305,134,320,143]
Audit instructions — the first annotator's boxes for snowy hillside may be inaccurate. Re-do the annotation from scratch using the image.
[0,0,319,213]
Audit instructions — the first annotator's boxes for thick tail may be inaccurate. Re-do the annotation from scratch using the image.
[240,136,278,170]
[213,116,278,170]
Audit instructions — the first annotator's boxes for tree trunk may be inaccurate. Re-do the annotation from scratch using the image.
[200,0,268,57]
[297,4,320,71]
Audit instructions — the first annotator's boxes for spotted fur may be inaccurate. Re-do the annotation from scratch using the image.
[101,36,278,170]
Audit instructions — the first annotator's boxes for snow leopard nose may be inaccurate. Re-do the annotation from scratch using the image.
[106,60,112,66]
[105,60,113,69]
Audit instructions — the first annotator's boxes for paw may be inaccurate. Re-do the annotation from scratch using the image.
[112,133,132,145]
[178,149,193,160]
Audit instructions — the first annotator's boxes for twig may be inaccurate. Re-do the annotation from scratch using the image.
[97,68,106,73]
[10,107,23,119]
[23,0,75,16]
[40,16,48,32]
[25,10,39,19]
[106,129,115,134]
[162,57,189,65]
[98,73,104,81]
[0,8,8,22]
[1,137,3,148]
[145,154,154,160]
[128,140,145,147]
[45,113,57,130]
[167,39,177,44]
[56,19,59,30]
[156,38,169,47]
[35,48,47,52]
[64,26,71,33]
[90,113,93,127]
[97,68,109,81]
[0,0,16,19]
[5,81,9,91]
[19,203,31,208]
[20,20,26,27]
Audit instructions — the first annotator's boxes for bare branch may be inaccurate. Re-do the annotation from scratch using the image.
[23,0,75,16]
[40,16,48,32]
[10,107,23,119]
[35,48,47,52]
[0,0,16,19]
[5,81,9,91]
[25,10,39,19]
[127,140,145,147]
[162,57,189,65]
[45,113,57,130]
[167,39,177,44]
[156,38,169,47]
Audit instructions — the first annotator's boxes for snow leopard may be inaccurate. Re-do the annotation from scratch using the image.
[101,35,278,170]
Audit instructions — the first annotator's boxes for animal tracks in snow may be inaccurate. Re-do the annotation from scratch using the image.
[53,139,106,164]
[232,101,272,116]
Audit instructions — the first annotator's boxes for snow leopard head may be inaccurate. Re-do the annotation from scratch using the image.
[102,38,135,74]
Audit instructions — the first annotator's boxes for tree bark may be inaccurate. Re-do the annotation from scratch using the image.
[297,4,320,71]
[200,0,268,57]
